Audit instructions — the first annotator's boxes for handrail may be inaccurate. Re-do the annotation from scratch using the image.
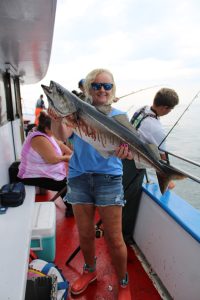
[158,149,200,184]
[159,149,200,168]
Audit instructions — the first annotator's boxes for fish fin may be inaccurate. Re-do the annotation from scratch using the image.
[157,173,171,194]
[134,159,151,169]
[112,114,138,134]
[96,105,112,115]
[145,143,161,160]
[160,161,187,180]
[97,149,111,158]
[157,162,187,194]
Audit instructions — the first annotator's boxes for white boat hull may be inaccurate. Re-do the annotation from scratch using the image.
[134,183,200,300]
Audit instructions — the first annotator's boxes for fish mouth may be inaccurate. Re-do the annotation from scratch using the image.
[41,83,63,116]
[41,81,63,96]
[41,81,78,118]
[41,84,52,95]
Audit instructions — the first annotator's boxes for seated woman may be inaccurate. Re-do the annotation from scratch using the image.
[17,111,73,217]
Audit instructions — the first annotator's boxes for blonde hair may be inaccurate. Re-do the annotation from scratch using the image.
[84,68,116,105]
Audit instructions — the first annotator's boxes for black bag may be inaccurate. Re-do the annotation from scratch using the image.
[9,160,21,183]
[0,182,26,207]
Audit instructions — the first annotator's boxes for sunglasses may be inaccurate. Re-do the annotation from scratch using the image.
[91,82,113,91]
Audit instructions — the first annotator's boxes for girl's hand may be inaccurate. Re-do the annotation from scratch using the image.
[62,153,72,162]
[115,144,133,160]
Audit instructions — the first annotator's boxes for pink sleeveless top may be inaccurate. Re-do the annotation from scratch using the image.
[18,131,66,180]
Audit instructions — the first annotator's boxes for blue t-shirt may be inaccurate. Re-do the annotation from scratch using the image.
[68,108,125,178]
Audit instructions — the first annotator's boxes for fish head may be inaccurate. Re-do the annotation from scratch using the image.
[41,81,77,117]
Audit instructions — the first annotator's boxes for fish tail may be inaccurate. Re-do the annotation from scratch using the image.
[157,161,187,194]
[157,172,186,194]
[157,174,172,194]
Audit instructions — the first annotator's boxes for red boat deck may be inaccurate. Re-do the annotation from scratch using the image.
[36,191,161,300]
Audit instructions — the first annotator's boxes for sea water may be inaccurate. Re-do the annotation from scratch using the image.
[161,102,200,210]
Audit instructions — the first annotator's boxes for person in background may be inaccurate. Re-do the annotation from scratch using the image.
[72,79,86,100]
[35,94,46,125]
[50,69,132,300]
[130,87,179,172]
[120,88,179,244]
[17,111,73,217]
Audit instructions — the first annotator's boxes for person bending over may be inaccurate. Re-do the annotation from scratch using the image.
[130,87,179,189]
[119,88,179,246]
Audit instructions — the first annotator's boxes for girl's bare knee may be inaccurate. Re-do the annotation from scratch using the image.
[105,234,124,249]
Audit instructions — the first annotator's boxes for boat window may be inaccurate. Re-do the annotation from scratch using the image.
[10,77,17,119]
[3,72,20,121]
[14,78,22,119]
[0,74,8,125]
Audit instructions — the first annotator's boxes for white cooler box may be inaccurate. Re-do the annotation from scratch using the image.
[31,202,56,262]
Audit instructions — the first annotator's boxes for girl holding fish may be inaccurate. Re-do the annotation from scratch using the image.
[49,68,132,300]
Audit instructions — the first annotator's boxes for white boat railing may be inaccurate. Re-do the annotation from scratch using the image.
[161,149,200,168]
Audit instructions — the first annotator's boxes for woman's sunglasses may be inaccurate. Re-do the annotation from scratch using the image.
[91,82,113,91]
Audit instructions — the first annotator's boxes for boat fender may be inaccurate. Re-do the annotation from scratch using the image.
[29,259,69,300]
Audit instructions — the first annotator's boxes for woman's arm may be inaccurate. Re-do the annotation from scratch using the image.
[31,136,71,164]
[56,139,73,154]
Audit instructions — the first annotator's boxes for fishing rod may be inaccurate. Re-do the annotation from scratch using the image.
[119,84,162,100]
[159,89,200,149]
[122,84,164,113]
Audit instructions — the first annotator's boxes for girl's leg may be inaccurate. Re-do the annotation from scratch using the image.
[98,205,127,280]
[19,177,67,197]
[98,205,131,299]
[70,204,97,295]
[72,204,96,266]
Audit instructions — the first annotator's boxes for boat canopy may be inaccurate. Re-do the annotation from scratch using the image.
[0,0,57,84]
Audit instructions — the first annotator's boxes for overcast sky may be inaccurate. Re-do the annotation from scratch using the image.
[21,0,200,117]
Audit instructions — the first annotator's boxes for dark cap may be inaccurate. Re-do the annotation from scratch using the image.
[78,79,85,88]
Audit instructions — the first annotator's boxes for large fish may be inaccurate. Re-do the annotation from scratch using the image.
[42,80,187,194]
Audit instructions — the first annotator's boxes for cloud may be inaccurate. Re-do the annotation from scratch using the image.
[21,0,200,111]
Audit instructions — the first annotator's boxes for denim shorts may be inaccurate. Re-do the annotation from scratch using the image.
[65,173,125,207]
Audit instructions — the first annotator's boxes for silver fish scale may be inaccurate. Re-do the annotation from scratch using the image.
[73,112,124,157]
[50,82,77,116]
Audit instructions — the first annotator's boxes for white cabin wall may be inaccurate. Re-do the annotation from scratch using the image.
[133,192,200,300]
[0,122,16,185]
[12,118,23,160]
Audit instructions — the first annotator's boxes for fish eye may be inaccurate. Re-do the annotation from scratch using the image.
[57,87,64,96]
